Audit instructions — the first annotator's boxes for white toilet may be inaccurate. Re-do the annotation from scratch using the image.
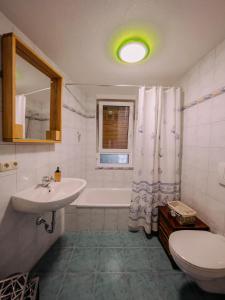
[169,230,225,294]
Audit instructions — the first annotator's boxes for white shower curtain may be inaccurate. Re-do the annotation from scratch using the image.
[16,94,26,138]
[129,86,181,234]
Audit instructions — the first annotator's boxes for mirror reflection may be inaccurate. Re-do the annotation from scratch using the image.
[16,54,51,139]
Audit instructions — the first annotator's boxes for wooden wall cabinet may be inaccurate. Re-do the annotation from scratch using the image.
[1,32,63,143]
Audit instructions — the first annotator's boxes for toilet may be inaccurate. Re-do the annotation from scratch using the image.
[169,230,225,294]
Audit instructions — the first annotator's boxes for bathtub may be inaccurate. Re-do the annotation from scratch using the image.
[65,188,131,231]
[75,188,131,208]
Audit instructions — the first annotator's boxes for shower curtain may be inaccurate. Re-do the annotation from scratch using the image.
[129,86,181,234]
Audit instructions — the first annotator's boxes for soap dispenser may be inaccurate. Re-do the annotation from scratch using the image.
[54,166,61,182]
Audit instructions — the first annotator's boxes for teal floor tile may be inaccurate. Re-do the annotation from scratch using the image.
[148,247,174,271]
[34,247,72,273]
[98,248,125,272]
[120,231,147,247]
[67,247,99,272]
[156,272,202,300]
[95,273,131,300]
[59,272,95,300]
[33,231,225,300]
[96,232,124,247]
[124,248,152,272]
[145,236,162,248]
[38,272,64,300]
[52,232,79,248]
[127,272,161,300]
[76,232,98,247]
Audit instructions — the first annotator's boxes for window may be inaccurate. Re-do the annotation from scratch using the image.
[97,100,134,167]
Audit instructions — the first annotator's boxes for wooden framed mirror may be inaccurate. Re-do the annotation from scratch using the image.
[2,32,62,143]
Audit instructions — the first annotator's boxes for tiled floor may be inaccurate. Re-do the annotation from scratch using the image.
[32,231,224,300]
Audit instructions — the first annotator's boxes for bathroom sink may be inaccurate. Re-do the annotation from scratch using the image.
[11,178,87,214]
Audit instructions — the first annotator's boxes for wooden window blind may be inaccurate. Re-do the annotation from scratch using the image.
[102,105,129,149]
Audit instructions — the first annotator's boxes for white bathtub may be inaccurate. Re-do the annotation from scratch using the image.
[65,188,131,231]
[74,188,131,208]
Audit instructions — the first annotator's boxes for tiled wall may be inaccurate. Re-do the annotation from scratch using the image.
[0,12,86,277]
[65,207,129,231]
[85,97,134,188]
[179,38,225,235]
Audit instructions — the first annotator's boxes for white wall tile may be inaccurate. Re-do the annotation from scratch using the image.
[207,171,225,204]
[118,209,129,231]
[77,213,90,230]
[183,105,198,128]
[210,121,225,148]
[65,213,77,232]
[208,147,225,173]
[196,124,210,147]
[193,169,208,194]
[183,126,197,146]
[195,147,209,171]
[204,196,225,235]
[196,100,212,125]
[180,36,225,236]
[0,145,16,162]
[90,210,104,230]
[104,213,118,231]
[211,94,225,123]
[0,174,17,221]
[0,11,87,277]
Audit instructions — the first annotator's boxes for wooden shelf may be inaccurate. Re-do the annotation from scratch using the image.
[4,139,60,144]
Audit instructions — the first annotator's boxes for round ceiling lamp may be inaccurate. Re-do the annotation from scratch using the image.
[117,38,150,63]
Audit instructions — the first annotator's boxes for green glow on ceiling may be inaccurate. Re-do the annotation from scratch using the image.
[109,24,159,64]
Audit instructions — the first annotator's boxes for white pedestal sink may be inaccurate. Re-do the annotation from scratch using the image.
[11,178,86,214]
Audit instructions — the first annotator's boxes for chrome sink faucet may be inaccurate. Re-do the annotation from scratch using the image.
[41,176,55,188]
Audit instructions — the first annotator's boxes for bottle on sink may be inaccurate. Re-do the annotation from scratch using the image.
[54,166,61,182]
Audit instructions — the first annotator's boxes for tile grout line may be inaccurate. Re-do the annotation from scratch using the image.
[55,245,75,300]
[92,247,100,298]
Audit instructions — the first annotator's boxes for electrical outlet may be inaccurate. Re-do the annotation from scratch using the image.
[0,161,18,172]
[0,162,11,172]
[10,161,18,170]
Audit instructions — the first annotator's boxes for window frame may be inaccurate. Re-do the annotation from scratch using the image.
[97,100,134,168]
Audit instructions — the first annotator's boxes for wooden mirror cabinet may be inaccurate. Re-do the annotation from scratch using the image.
[2,32,63,143]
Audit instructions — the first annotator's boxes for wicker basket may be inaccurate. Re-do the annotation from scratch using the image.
[0,272,39,300]
[168,201,197,225]
[175,214,196,225]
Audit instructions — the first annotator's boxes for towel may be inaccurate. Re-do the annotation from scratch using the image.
[16,94,26,138]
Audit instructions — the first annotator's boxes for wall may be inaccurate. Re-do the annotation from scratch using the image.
[85,96,134,188]
[0,11,86,277]
[65,207,129,231]
[179,38,225,235]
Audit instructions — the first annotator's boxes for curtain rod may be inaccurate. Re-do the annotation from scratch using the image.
[23,87,50,96]
[65,83,174,89]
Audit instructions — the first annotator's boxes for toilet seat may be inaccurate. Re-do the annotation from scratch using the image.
[169,230,225,273]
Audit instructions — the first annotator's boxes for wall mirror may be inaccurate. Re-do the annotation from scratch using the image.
[2,33,63,143]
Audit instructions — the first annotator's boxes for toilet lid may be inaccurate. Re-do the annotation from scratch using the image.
[169,230,225,270]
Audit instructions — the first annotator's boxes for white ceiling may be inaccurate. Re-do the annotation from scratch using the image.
[1,0,225,85]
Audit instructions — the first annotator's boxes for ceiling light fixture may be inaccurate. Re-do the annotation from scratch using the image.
[117,38,150,63]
